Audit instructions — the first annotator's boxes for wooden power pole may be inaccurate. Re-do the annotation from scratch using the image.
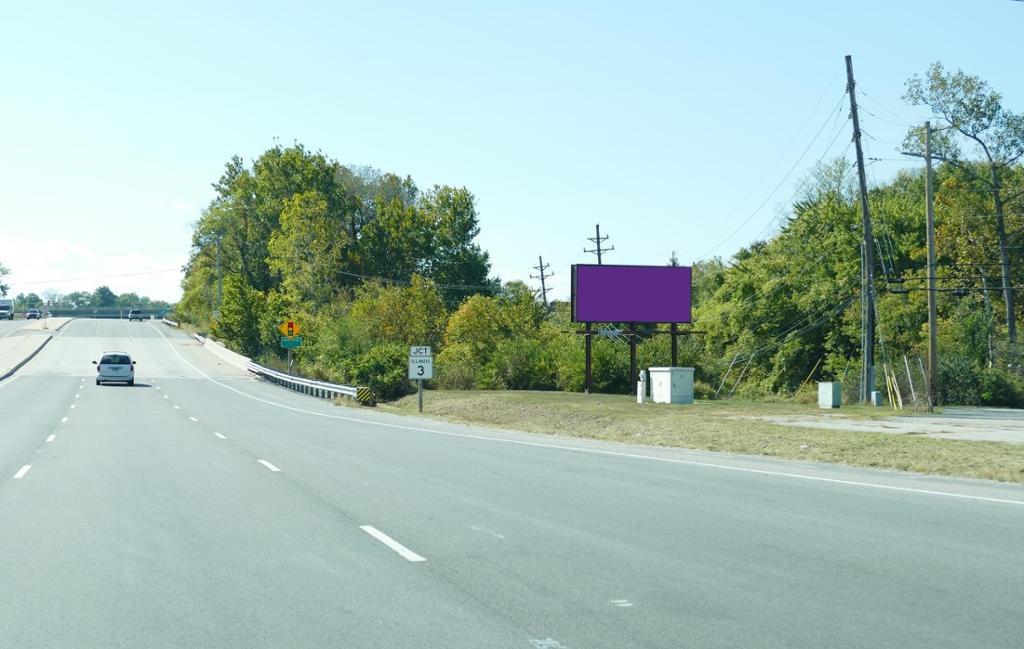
[925,121,939,409]
[846,54,876,404]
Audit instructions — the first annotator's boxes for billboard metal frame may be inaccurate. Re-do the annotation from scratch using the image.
[570,264,697,394]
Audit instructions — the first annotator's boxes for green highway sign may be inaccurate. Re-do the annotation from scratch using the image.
[280,336,303,349]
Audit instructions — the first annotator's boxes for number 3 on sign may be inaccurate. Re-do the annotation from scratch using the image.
[408,355,433,380]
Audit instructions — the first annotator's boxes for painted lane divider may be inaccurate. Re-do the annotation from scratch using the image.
[189,416,198,422]
[610,599,634,607]
[173,405,180,410]
[60,417,68,423]
[70,404,76,409]
[163,395,168,399]
[257,459,281,472]
[359,525,427,562]
[46,434,56,443]
[13,465,31,480]
[147,319,1024,508]
[213,432,226,439]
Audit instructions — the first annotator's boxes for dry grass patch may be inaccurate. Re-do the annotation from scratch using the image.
[382,390,1024,484]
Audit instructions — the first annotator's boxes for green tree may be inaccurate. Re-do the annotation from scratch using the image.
[268,190,350,305]
[0,263,8,296]
[903,62,1024,342]
[349,275,448,348]
[215,274,265,357]
[92,286,117,307]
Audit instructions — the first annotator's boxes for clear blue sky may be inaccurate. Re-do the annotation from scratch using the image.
[1,0,1020,302]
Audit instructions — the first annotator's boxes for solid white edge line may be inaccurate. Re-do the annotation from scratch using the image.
[257,459,281,472]
[13,465,31,479]
[0,375,22,389]
[359,525,427,562]
[214,432,226,439]
[148,323,1024,508]
[46,434,56,442]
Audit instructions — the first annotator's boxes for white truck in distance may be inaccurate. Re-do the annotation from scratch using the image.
[0,299,13,320]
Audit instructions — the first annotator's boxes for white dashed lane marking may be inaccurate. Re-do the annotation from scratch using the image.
[12,465,31,480]
[60,417,68,423]
[189,416,198,422]
[213,432,226,439]
[46,435,56,443]
[257,459,282,472]
[173,405,180,410]
[359,525,426,562]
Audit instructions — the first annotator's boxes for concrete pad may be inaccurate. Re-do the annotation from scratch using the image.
[752,406,1024,444]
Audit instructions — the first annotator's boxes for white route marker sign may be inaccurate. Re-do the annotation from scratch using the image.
[409,346,433,379]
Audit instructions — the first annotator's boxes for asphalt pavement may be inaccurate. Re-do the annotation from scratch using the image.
[1,318,1022,648]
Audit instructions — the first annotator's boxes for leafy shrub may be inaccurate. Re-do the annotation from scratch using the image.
[436,342,480,390]
[481,338,555,390]
[543,332,584,392]
[348,343,414,401]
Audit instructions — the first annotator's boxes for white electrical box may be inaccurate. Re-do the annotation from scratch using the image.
[648,367,694,404]
[818,382,841,408]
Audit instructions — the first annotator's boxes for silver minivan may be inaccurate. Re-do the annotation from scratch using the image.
[93,351,136,386]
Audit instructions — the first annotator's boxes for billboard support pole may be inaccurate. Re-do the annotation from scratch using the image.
[629,324,638,392]
[584,322,593,393]
[670,323,678,366]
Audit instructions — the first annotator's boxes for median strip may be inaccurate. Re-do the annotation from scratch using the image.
[359,525,426,562]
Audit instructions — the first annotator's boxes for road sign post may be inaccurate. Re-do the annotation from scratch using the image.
[408,346,433,413]
[280,320,303,375]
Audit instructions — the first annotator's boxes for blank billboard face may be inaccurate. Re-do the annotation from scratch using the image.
[572,264,692,323]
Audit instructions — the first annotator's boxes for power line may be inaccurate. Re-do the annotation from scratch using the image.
[699,90,850,259]
[9,267,183,287]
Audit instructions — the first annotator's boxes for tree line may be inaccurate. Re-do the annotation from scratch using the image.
[178,63,1024,406]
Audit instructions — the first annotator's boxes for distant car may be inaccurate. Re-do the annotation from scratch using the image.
[128,309,145,321]
[93,351,136,386]
[26,309,41,319]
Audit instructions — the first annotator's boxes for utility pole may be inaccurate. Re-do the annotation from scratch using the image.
[846,54,876,404]
[530,255,553,309]
[924,121,939,409]
[584,224,613,264]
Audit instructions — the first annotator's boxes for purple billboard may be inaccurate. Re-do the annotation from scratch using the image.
[572,264,692,323]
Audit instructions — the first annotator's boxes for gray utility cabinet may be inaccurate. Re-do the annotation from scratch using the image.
[648,367,694,404]
[818,382,841,408]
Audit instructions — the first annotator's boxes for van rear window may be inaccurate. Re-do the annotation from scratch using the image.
[100,355,131,365]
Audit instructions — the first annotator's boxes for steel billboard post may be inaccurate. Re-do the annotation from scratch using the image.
[670,322,678,366]
[585,322,592,393]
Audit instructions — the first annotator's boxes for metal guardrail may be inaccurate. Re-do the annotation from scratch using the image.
[162,317,179,327]
[192,333,207,345]
[245,361,374,404]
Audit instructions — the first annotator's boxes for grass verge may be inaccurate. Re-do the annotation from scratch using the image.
[382,390,1024,484]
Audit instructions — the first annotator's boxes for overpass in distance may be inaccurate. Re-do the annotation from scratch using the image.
[0,318,1022,648]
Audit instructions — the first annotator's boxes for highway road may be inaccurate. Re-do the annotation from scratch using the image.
[1,318,1022,648]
